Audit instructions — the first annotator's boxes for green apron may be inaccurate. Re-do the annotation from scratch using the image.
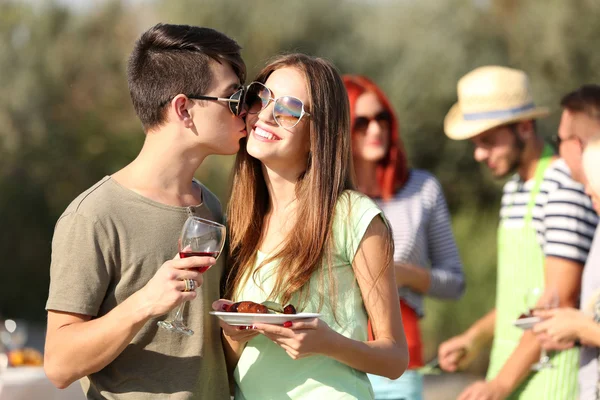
[487,145,579,399]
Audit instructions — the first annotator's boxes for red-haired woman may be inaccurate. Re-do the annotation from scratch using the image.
[343,75,465,400]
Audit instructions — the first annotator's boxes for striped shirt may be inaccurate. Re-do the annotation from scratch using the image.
[499,159,598,264]
[375,169,465,317]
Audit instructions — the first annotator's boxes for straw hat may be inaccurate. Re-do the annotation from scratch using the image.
[444,66,549,140]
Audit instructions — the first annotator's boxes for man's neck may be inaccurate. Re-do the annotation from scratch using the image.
[517,136,547,182]
[353,157,381,197]
[113,129,208,206]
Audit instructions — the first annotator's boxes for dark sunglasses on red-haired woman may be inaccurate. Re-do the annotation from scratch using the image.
[353,111,391,132]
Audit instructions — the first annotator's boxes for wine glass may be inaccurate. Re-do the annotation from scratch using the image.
[0,319,28,350]
[525,287,559,371]
[157,216,226,336]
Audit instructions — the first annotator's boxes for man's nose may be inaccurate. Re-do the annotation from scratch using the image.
[474,146,488,162]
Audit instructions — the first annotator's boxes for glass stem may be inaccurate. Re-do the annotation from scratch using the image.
[173,302,186,324]
[540,348,550,363]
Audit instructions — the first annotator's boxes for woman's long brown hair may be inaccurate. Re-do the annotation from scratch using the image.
[224,54,358,308]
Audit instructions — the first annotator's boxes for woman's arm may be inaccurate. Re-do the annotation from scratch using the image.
[423,179,465,299]
[221,329,247,384]
[350,216,409,378]
[212,300,258,374]
[395,263,431,293]
[534,307,600,347]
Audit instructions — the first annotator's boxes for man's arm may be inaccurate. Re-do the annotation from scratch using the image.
[45,298,149,388]
[438,309,495,372]
[44,255,212,388]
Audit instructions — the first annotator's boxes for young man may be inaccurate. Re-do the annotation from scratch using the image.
[44,23,247,399]
[438,67,598,400]
[533,85,600,400]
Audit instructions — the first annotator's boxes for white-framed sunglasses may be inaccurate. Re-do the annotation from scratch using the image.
[245,81,311,128]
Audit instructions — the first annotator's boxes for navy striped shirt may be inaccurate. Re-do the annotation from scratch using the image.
[500,159,598,264]
[375,169,465,317]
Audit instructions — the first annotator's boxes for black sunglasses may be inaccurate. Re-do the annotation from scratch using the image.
[161,87,246,116]
[353,111,392,132]
[551,134,583,150]
[188,87,246,116]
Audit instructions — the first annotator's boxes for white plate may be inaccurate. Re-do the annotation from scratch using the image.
[210,311,321,326]
[513,316,542,330]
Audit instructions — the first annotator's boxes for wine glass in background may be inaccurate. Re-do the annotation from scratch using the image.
[0,319,28,351]
[157,216,226,336]
[525,287,559,371]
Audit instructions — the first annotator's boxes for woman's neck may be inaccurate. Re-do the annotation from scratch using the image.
[353,157,381,197]
[262,164,300,216]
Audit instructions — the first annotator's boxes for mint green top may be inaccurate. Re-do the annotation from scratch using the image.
[233,191,384,400]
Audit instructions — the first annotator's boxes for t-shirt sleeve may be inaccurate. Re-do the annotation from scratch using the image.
[542,185,599,264]
[46,212,112,316]
[335,192,385,264]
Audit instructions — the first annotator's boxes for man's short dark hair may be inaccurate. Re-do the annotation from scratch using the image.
[560,84,600,120]
[127,23,246,130]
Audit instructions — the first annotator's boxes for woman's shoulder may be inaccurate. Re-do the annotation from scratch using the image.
[333,190,387,262]
[336,190,380,214]
[333,190,385,233]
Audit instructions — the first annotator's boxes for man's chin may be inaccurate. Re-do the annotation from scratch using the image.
[485,166,511,180]
[493,171,512,179]
[490,161,520,180]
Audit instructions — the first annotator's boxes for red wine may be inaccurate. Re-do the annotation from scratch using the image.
[179,251,220,258]
[179,251,219,273]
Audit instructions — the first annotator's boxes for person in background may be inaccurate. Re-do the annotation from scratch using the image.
[438,66,598,400]
[44,23,247,399]
[534,85,600,400]
[343,74,465,400]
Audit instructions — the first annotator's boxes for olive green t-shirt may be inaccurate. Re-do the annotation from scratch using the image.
[46,176,229,400]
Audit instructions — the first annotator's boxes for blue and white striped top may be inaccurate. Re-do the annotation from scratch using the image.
[499,159,598,264]
[375,169,465,317]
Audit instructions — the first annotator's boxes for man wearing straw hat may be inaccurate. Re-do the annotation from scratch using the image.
[438,66,597,400]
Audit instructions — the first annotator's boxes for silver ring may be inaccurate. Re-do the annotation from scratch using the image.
[183,279,196,292]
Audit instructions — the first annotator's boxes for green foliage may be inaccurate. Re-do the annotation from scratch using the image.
[1,0,599,373]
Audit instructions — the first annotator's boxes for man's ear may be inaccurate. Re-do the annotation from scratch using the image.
[516,120,535,140]
[172,94,194,128]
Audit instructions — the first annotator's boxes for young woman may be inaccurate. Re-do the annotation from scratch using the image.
[213,54,408,399]
[343,75,465,400]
